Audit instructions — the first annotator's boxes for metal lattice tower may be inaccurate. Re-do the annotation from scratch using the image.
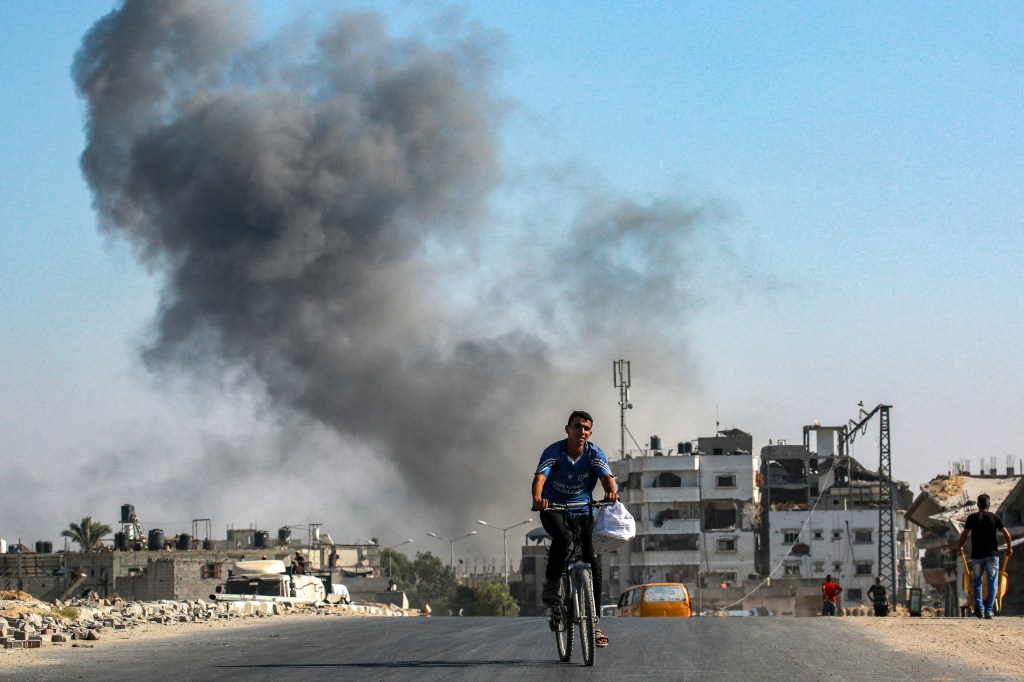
[876,406,896,600]
[845,404,896,601]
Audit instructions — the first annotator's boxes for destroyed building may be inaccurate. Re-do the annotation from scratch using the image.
[758,425,917,614]
[906,462,1024,616]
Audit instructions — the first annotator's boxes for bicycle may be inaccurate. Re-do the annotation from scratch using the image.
[543,501,610,667]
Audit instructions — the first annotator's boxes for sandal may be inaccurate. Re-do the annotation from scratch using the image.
[595,627,609,647]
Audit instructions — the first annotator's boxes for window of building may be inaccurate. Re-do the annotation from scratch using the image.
[832,530,842,540]
[654,472,682,488]
[783,531,800,544]
[201,563,222,579]
[654,502,699,526]
[855,562,873,575]
[847,589,863,601]
[784,564,801,576]
[812,529,823,540]
[832,562,843,572]
[645,534,699,551]
[716,537,737,552]
[702,501,738,530]
[813,561,825,573]
[715,473,737,488]
[854,529,872,544]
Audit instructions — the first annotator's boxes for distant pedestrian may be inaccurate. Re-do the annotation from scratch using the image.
[821,574,843,616]
[867,577,889,616]
[957,493,1013,619]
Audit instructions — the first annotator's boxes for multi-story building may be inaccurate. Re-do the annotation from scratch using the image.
[759,425,917,613]
[605,429,760,609]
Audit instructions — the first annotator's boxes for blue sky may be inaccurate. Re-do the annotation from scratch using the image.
[2,1,1022,560]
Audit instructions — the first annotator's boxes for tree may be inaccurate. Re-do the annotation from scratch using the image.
[61,517,112,552]
[472,581,520,616]
[449,585,477,616]
[380,548,415,586]
[411,551,455,611]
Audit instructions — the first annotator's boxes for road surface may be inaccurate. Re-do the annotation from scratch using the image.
[1,616,1012,681]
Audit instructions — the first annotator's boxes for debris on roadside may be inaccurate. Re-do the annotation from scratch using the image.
[0,593,419,652]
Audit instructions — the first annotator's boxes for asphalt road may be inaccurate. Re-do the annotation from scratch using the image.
[2,616,1013,682]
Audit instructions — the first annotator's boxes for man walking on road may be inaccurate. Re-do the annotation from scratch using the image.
[957,493,1013,619]
[867,577,889,617]
[821,575,843,616]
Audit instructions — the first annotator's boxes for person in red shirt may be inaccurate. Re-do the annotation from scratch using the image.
[821,575,843,616]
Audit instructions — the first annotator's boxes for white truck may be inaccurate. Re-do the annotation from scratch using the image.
[212,559,326,604]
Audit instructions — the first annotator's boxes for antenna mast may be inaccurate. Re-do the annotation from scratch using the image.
[613,359,631,460]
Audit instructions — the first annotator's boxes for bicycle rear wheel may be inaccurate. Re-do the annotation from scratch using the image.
[554,573,574,662]
[578,568,597,666]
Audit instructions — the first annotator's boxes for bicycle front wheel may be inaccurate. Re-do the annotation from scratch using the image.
[577,568,597,666]
[555,573,574,662]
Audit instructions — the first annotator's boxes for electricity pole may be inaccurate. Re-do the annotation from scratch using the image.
[843,403,895,602]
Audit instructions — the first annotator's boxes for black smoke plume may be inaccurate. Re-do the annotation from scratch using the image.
[73,1,720,541]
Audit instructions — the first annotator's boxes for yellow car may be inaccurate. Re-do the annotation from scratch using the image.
[615,583,692,618]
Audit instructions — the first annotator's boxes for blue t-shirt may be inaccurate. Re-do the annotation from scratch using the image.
[535,439,612,513]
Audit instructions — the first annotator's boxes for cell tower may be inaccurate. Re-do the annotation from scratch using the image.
[613,359,631,460]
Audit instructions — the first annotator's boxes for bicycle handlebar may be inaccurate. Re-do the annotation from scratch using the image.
[542,501,615,512]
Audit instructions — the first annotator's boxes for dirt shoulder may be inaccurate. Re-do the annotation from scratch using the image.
[845,615,1024,676]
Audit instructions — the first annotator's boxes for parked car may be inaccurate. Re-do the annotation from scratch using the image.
[600,604,617,617]
[615,583,692,618]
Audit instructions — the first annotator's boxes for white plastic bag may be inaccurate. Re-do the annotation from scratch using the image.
[592,501,635,554]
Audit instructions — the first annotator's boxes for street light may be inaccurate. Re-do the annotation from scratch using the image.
[476,518,533,585]
[425,531,477,577]
[385,539,413,578]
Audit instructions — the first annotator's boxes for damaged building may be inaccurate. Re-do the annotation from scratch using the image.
[0,507,396,605]
[906,463,1024,616]
[606,429,761,610]
[758,424,917,614]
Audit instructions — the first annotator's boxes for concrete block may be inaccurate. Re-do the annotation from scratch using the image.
[25,639,41,649]
[52,634,69,643]
[4,641,25,649]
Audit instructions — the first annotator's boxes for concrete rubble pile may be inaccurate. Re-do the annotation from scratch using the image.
[1,594,417,651]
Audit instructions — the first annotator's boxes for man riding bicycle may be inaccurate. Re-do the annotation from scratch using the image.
[532,410,618,647]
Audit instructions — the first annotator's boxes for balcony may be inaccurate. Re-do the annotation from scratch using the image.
[640,519,701,535]
[630,550,701,566]
[636,487,701,504]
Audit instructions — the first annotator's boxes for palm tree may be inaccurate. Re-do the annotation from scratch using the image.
[61,517,113,552]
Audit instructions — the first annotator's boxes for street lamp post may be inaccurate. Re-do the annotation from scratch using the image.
[425,531,477,577]
[386,539,413,578]
[476,518,533,585]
